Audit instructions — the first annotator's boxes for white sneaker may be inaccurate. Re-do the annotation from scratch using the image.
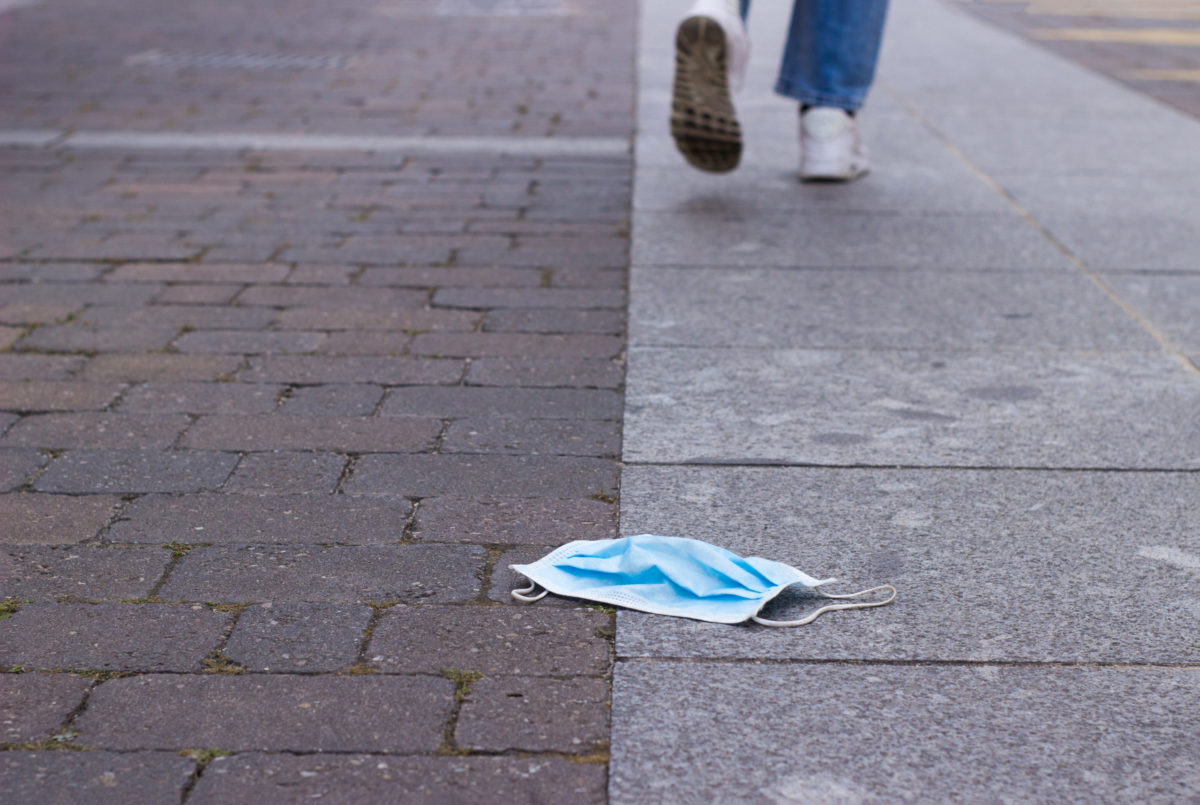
[670,0,749,173]
[799,106,869,182]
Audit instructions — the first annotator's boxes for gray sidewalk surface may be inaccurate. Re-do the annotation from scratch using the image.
[614,0,1199,801]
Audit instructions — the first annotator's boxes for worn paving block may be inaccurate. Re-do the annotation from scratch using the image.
[0,494,121,545]
[34,450,238,494]
[0,546,168,601]
[0,673,92,742]
[75,675,455,753]
[223,452,348,495]
[380,387,621,420]
[79,354,243,382]
[412,333,623,359]
[179,415,441,452]
[174,330,326,355]
[156,283,244,305]
[1,449,49,493]
[237,356,463,385]
[442,419,620,457]
[485,308,625,335]
[412,497,615,546]
[624,347,1200,468]
[108,263,290,283]
[630,267,1156,350]
[434,288,626,310]
[117,382,282,414]
[78,304,276,331]
[611,663,1200,803]
[457,676,610,753]
[188,754,606,805]
[16,325,178,353]
[345,454,619,498]
[0,355,85,381]
[276,307,477,332]
[0,382,123,413]
[2,414,192,449]
[224,602,372,672]
[0,603,230,671]
[278,385,384,416]
[367,605,611,675]
[109,494,411,545]
[159,544,485,603]
[616,465,1200,663]
[466,356,625,389]
[0,751,195,804]
[632,210,1072,270]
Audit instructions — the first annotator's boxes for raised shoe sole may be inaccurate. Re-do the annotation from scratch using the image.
[670,15,742,173]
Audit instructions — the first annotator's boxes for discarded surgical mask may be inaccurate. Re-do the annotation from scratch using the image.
[510,535,896,627]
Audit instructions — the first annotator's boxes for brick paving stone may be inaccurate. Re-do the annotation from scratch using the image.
[0,603,230,672]
[15,324,179,353]
[345,455,619,498]
[109,494,411,545]
[485,308,625,334]
[33,450,238,494]
[236,286,429,310]
[74,675,455,753]
[78,304,277,331]
[188,754,607,805]
[0,264,103,283]
[488,547,574,606]
[237,356,463,385]
[368,606,611,676]
[117,382,282,414]
[2,414,191,450]
[279,385,383,416]
[0,413,14,437]
[155,283,244,305]
[0,449,48,493]
[0,283,163,307]
[224,603,372,672]
[412,332,622,359]
[466,356,625,389]
[413,497,616,546]
[358,266,544,288]
[0,674,93,743]
[434,288,626,310]
[0,304,83,325]
[0,326,22,350]
[457,677,610,754]
[0,355,85,381]
[174,330,326,355]
[79,354,243,382]
[107,263,290,283]
[549,267,629,289]
[284,266,358,285]
[316,331,413,356]
[381,387,621,420]
[223,452,348,495]
[0,752,196,804]
[442,419,621,457]
[0,546,168,602]
[0,494,120,545]
[0,382,123,413]
[276,308,478,332]
[180,415,440,452]
[159,544,485,603]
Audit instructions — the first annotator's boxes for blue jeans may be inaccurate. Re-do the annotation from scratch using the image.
[740,0,890,112]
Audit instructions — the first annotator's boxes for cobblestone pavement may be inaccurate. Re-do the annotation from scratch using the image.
[954,0,1200,118]
[0,0,632,800]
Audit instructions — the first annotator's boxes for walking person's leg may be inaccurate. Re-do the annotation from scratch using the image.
[669,0,749,173]
[776,0,890,180]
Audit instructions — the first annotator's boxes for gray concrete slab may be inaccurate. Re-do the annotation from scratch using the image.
[1105,274,1200,355]
[611,663,1200,804]
[623,347,1200,468]
[630,267,1155,350]
[632,210,1073,270]
[615,465,1200,663]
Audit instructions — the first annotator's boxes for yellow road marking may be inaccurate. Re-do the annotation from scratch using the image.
[1033,27,1200,44]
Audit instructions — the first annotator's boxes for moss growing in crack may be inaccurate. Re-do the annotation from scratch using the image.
[163,542,196,559]
[341,663,378,676]
[0,599,31,620]
[583,602,616,615]
[180,747,232,767]
[594,627,615,642]
[1,729,84,751]
[590,490,617,504]
[201,652,246,675]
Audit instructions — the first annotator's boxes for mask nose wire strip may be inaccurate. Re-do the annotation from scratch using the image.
[751,584,897,628]
[511,581,548,602]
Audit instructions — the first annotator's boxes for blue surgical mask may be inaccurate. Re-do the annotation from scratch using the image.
[510,535,895,627]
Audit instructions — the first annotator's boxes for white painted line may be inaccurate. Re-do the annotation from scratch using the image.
[0,130,630,157]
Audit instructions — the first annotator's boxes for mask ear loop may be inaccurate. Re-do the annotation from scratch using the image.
[511,581,548,602]
[751,584,896,628]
